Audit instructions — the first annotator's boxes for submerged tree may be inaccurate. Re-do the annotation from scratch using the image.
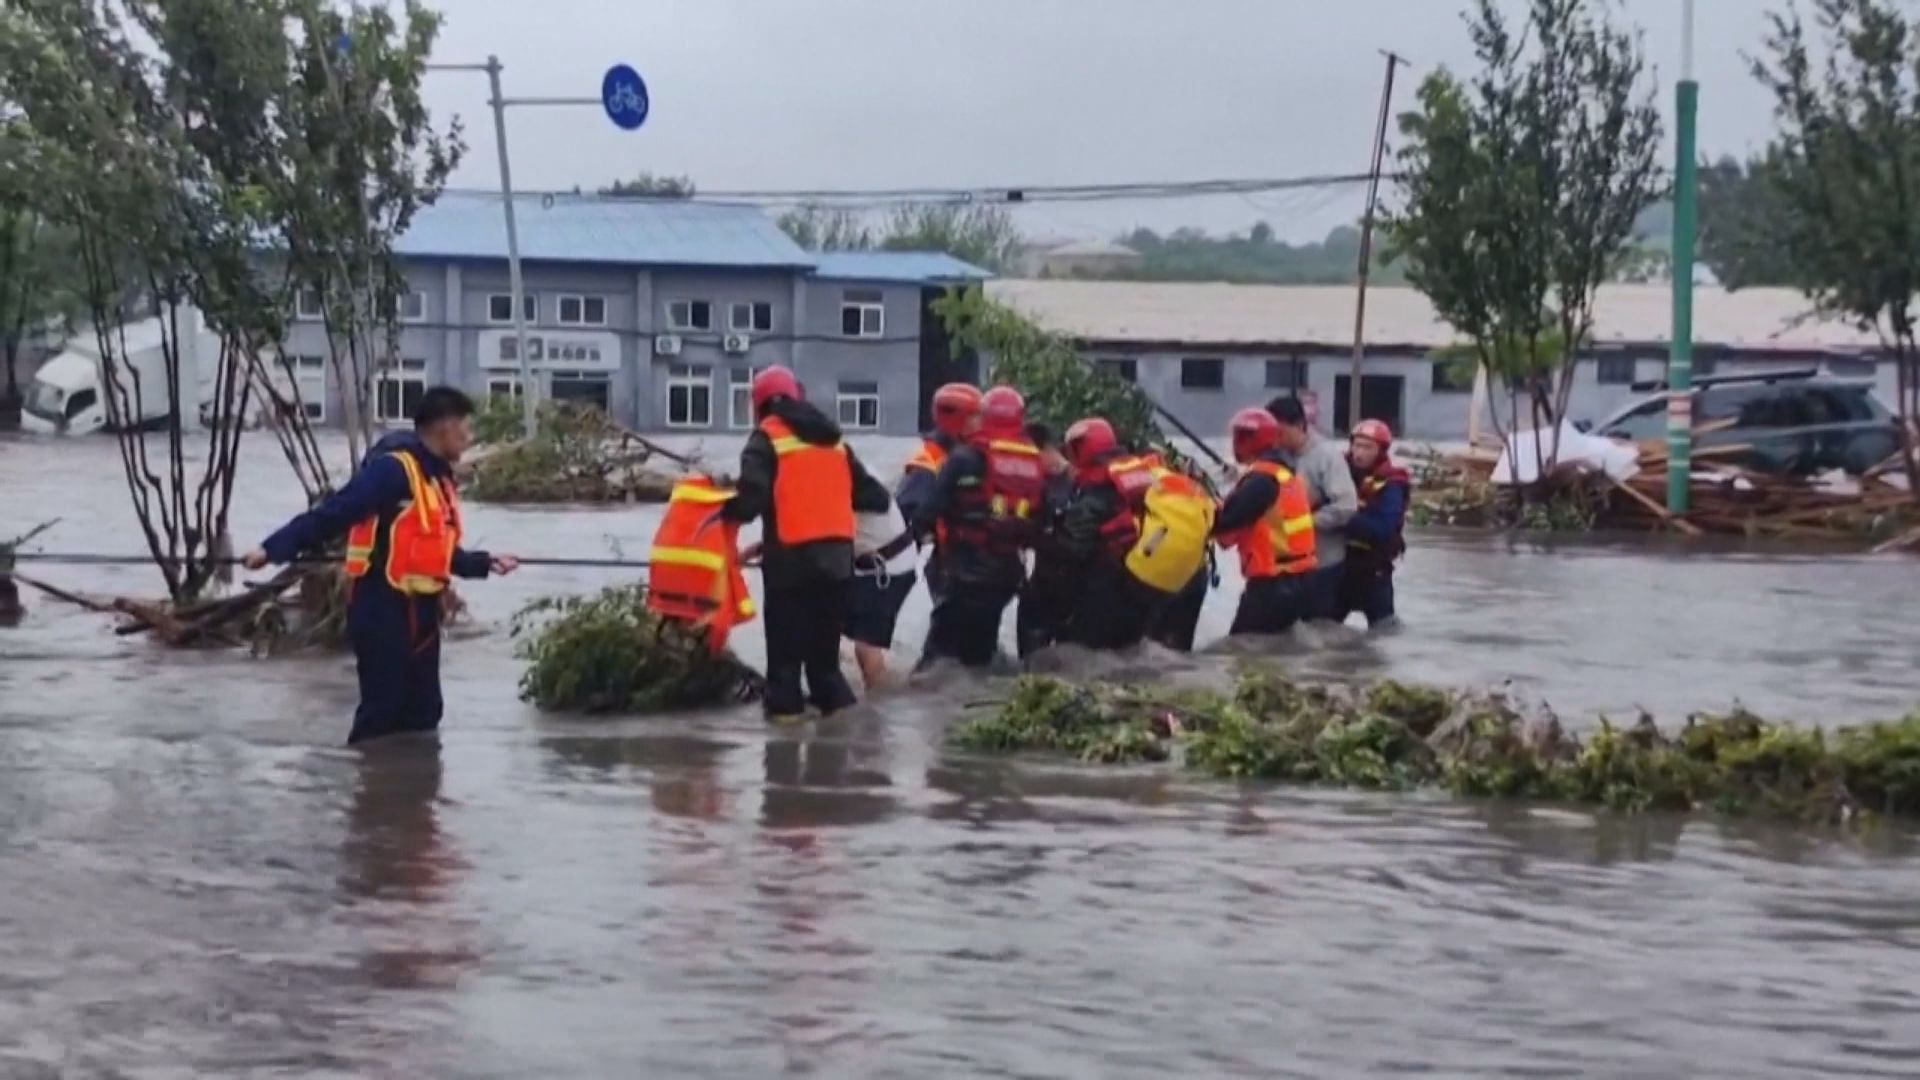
[1383,0,1663,477]
[1749,0,1920,488]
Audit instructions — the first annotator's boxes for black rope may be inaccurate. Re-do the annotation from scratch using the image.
[7,552,652,570]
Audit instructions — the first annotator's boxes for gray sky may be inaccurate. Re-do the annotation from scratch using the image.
[426,0,1784,243]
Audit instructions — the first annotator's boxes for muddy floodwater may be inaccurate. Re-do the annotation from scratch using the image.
[3,431,1919,1078]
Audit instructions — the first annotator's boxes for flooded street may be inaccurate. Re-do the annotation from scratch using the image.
[3,432,1919,1078]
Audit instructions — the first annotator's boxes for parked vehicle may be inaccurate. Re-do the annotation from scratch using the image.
[20,311,224,435]
[1586,369,1901,475]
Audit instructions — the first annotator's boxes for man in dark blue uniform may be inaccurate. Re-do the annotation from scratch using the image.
[244,387,518,744]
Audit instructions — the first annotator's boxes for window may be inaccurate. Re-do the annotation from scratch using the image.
[1098,358,1137,383]
[1431,359,1475,393]
[488,293,536,324]
[557,294,608,327]
[1180,358,1224,390]
[1828,357,1875,379]
[385,290,428,324]
[836,380,881,430]
[665,363,712,427]
[1596,355,1637,385]
[291,354,326,422]
[728,366,760,429]
[1602,399,1666,441]
[485,376,524,406]
[667,299,713,332]
[65,387,98,421]
[551,371,611,414]
[1265,358,1305,391]
[730,301,774,333]
[840,289,884,338]
[374,358,427,423]
[294,289,323,321]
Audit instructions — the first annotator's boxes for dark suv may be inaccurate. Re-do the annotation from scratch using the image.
[1590,370,1901,475]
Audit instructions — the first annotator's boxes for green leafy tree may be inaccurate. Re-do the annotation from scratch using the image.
[1118,222,1403,285]
[1695,154,1799,288]
[601,173,695,198]
[880,202,1020,272]
[1382,0,1662,479]
[1748,0,1920,485]
[776,202,875,251]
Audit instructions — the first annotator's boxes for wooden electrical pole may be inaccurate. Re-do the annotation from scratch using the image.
[1348,50,1409,432]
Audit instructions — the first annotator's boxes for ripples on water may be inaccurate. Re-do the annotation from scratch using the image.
[3,433,1919,1078]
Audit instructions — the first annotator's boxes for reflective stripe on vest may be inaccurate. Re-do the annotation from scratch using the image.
[904,438,946,476]
[761,416,855,545]
[343,450,461,595]
[1232,460,1316,579]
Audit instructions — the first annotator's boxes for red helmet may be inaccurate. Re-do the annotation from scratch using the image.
[979,385,1025,435]
[1350,418,1394,449]
[1064,417,1117,468]
[1229,406,1281,464]
[750,365,801,411]
[931,382,982,436]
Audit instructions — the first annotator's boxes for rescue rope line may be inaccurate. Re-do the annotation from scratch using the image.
[6,553,653,570]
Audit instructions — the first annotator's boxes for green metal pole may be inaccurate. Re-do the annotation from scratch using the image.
[1666,6,1699,515]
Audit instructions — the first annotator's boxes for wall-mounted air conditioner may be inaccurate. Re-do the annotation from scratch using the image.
[722,333,751,355]
[654,333,682,357]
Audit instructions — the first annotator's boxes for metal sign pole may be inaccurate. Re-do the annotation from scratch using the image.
[486,55,538,439]
[1666,0,1699,514]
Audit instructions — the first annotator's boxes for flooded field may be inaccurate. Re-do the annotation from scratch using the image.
[3,431,1919,1078]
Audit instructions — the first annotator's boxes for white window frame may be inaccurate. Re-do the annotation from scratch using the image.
[488,293,536,325]
[729,301,774,333]
[294,289,323,321]
[840,292,885,339]
[374,358,428,424]
[557,293,608,327]
[291,354,326,422]
[665,363,713,428]
[728,366,760,430]
[485,375,525,406]
[666,299,713,332]
[836,381,881,430]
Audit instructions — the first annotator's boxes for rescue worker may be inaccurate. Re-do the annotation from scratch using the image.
[719,365,889,720]
[1337,418,1410,627]
[646,473,757,653]
[913,385,1047,668]
[1213,407,1317,634]
[1050,418,1150,649]
[1015,421,1077,658]
[1266,395,1357,621]
[896,382,981,602]
[845,486,919,690]
[243,387,520,745]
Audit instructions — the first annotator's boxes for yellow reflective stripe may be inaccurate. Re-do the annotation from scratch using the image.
[987,439,1037,455]
[669,483,732,504]
[771,437,846,456]
[390,451,436,530]
[650,545,728,571]
[1281,513,1314,536]
[737,598,756,617]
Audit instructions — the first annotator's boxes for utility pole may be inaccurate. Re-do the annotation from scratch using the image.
[484,55,537,439]
[1349,50,1408,433]
[1666,0,1699,514]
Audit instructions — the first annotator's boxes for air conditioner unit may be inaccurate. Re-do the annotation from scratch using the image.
[722,332,751,355]
[653,333,683,357]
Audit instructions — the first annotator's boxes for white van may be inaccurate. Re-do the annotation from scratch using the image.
[20,312,220,435]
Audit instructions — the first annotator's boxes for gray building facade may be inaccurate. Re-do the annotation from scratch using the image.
[277,194,986,437]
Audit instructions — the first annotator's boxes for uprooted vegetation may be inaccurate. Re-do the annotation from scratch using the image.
[465,401,684,503]
[512,584,764,712]
[949,669,1920,824]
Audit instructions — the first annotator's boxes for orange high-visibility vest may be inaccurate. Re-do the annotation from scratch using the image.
[904,437,947,476]
[1219,459,1316,579]
[646,475,757,653]
[343,450,461,595]
[761,415,855,545]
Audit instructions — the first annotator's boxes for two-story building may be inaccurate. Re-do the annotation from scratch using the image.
[280,193,988,436]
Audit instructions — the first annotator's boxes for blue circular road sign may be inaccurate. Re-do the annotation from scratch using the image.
[601,64,650,131]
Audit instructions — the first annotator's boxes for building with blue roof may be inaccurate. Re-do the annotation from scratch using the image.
[281,192,991,436]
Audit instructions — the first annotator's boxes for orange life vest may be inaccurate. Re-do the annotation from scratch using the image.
[1217,459,1316,579]
[646,475,757,653]
[761,416,855,545]
[343,450,461,595]
[904,436,947,476]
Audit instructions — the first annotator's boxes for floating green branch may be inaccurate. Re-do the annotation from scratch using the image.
[949,670,1920,824]
[512,584,763,713]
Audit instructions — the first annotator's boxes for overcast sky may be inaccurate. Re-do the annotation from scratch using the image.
[424,0,1786,243]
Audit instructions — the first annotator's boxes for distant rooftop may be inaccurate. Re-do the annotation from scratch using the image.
[988,279,1880,353]
[812,250,991,284]
[397,192,812,270]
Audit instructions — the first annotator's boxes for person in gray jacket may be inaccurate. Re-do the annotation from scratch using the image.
[1266,396,1358,621]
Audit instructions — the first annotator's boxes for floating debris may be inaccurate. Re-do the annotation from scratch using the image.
[512,584,765,712]
[465,402,684,504]
[950,669,1920,824]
